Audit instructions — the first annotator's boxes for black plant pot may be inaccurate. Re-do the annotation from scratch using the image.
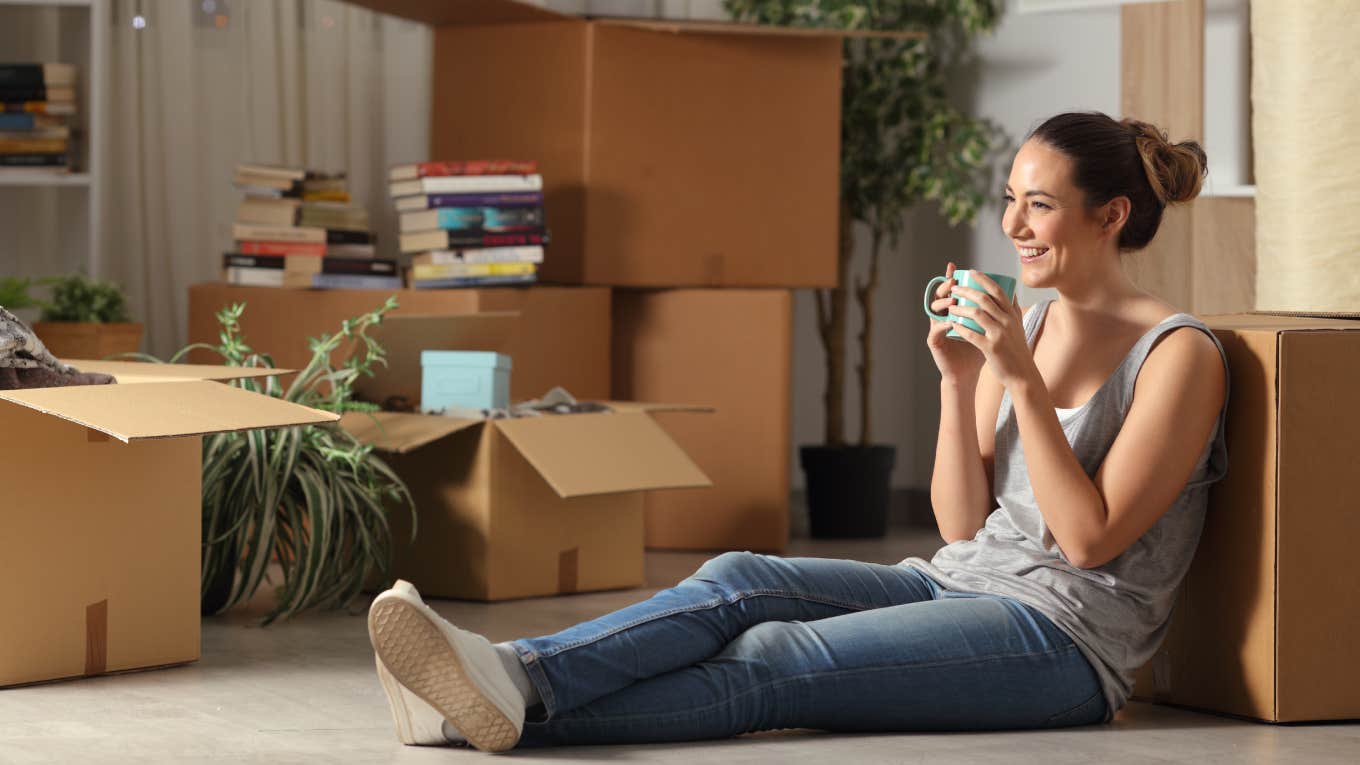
[200,543,237,616]
[800,444,897,539]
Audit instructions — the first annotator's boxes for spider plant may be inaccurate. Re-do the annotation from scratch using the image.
[139,297,414,623]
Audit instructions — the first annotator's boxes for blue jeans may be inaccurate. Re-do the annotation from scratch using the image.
[507,552,1107,748]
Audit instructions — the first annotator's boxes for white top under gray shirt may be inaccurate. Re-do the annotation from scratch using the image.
[901,299,1231,722]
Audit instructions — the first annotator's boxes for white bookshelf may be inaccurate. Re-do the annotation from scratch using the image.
[0,0,107,278]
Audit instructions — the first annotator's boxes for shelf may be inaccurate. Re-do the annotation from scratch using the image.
[0,171,90,187]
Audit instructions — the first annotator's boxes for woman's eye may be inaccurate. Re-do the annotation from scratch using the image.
[1002,193,1015,204]
[1031,201,1051,210]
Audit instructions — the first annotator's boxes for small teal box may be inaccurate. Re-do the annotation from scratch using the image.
[420,350,512,412]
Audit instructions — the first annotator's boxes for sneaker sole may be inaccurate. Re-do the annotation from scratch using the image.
[369,597,520,753]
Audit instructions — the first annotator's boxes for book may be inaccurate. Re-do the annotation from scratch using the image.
[224,267,402,291]
[233,171,295,192]
[237,240,326,257]
[0,113,64,131]
[326,228,375,245]
[0,126,69,140]
[400,206,544,233]
[399,228,549,253]
[236,197,301,227]
[0,136,67,154]
[410,246,544,266]
[0,64,77,88]
[0,153,65,167]
[0,86,75,103]
[223,253,398,276]
[299,201,369,230]
[411,273,537,290]
[237,163,306,181]
[394,191,543,212]
[1,101,76,115]
[301,190,351,202]
[388,160,538,181]
[325,243,377,259]
[389,174,543,198]
[232,223,326,244]
[234,184,288,199]
[412,261,536,281]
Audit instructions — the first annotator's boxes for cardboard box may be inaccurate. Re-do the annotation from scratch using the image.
[342,402,711,601]
[343,0,913,288]
[612,289,791,552]
[187,284,611,404]
[0,360,336,687]
[1131,314,1360,722]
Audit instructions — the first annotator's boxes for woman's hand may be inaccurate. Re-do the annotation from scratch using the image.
[926,261,986,385]
[947,273,1036,388]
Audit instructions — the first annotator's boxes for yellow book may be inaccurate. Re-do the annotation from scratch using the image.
[412,261,536,280]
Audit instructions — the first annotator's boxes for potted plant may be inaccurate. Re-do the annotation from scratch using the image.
[29,273,143,360]
[142,297,415,622]
[725,0,1004,537]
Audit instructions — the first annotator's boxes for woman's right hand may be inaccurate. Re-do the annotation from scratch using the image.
[926,261,986,385]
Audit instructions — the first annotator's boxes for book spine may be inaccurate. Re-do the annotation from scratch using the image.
[310,273,404,290]
[433,206,544,230]
[0,65,43,89]
[0,86,50,102]
[1,101,73,115]
[443,229,550,248]
[0,137,66,154]
[325,229,375,245]
[421,174,542,193]
[415,160,537,177]
[0,113,36,130]
[412,262,535,280]
[223,266,285,288]
[237,241,326,256]
[414,246,545,266]
[0,153,65,167]
[425,192,543,208]
[411,274,537,290]
[223,253,286,270]
[321,258,399,276]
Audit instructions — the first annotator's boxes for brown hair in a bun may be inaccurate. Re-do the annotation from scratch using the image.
[1028,112,1208,251]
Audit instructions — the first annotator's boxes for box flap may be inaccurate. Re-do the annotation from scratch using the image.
[492,412,711,498]
[355,312,519,409]
[339,411,484,454]
[602,401,715,415]
[340,0,573,26]
[595,17,925,40]
[1202,313,1360,332]
[61,359,294,384]
[0,380,337,442]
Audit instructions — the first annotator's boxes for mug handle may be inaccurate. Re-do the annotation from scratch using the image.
[923,275,951,321]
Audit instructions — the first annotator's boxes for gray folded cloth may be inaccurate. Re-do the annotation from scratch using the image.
[0,306,116,391]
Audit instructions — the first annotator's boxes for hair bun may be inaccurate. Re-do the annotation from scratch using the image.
[1121,119,1207,205]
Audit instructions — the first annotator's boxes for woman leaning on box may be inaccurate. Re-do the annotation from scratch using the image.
[361,111,1229,752]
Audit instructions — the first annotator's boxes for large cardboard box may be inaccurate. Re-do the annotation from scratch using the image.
[0,360,335,687]
[1131,314,1360,722]
[342,403,711,601]
[612,289,791,552]
[188,284,611,403]
[344,0,913,288]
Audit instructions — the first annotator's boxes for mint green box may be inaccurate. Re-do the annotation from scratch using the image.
[420,350,512,412]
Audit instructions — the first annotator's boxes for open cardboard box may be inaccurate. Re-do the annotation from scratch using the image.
[342,0,919,288]
[1131,313,1360,722]
[0,360,337,687]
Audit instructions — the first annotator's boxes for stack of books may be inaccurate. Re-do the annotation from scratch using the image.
[390,160,547,289]
[0,63,76,174]
[225,163,400,290]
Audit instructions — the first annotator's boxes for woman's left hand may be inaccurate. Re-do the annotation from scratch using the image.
[947,274,1037,388]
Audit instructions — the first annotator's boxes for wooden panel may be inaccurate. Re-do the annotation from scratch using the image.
[1191,197,1256,313]
[1122,0,1204,311]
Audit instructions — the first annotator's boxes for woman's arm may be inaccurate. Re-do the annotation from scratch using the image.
[1008,327,1225,568]
[929,371,997,544]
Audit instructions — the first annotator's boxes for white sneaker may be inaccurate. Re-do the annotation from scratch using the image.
[368,580,525,753]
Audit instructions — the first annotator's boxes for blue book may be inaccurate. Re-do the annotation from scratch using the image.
[411,274,537,290]
[309,273,403,290]
[0,113,38,130]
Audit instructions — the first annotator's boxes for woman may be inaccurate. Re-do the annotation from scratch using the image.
[365,111,1230,752]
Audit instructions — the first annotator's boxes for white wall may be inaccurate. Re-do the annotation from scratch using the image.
[789,1,1123,489]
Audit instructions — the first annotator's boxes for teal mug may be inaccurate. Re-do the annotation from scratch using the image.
[923,269,1018,339]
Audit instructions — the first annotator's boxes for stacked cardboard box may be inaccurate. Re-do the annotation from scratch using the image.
[1130,314,1360,722]
[339,0,906,552]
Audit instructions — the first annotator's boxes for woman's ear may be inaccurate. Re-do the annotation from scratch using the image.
[1100,196,1131,238]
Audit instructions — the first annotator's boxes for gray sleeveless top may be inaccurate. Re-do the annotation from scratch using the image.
[900,299,1230,721]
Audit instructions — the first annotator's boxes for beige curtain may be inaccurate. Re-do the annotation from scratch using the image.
[101,0,431,357]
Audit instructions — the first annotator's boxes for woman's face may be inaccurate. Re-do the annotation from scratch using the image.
[1001,139,1113,289]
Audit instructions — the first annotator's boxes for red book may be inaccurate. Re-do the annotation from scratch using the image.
[237,240,325,257]
[388,160,538,181]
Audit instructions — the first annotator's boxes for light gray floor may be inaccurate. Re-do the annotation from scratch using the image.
[2,526,1358,763]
